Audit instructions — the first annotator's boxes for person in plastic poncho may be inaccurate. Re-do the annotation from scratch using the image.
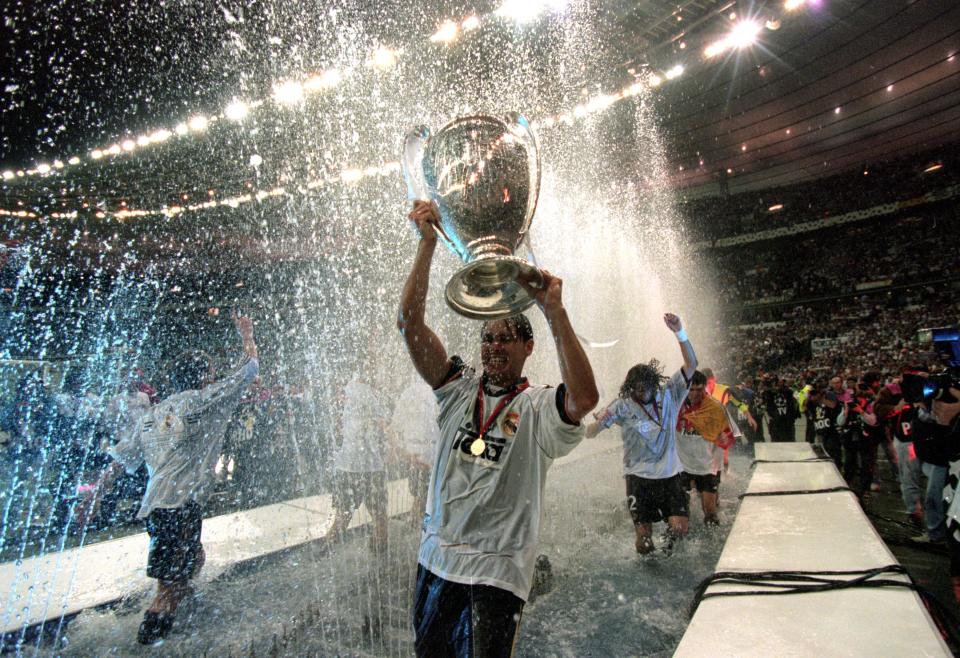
[398,200,599,658]
[79,313,258,645]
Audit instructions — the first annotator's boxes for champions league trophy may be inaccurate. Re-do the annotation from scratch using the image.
[402,113,543,320]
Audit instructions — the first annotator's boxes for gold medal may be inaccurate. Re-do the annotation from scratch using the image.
[469,437,486,456]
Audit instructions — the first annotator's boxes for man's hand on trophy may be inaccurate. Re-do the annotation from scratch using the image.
[408,200,439,243]
[522,268,563,315]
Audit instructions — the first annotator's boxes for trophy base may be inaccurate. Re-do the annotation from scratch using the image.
[445,257,542,320]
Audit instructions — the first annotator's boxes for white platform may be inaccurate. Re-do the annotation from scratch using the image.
[0,436,619,635]
[675,445,951,657]
[753,442,817,462]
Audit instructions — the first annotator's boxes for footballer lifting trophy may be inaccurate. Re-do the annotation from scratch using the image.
[402,113,543,320]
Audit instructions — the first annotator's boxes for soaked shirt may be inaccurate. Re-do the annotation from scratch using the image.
[333,377,387,473]
[391,378,441,464]
[598,370,690,479]
[110,358,258,518]
[419,365,583,601]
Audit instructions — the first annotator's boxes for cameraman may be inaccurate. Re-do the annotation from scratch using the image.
[911,382,960,601]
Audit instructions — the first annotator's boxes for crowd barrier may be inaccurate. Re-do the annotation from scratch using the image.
[675,442,951,656]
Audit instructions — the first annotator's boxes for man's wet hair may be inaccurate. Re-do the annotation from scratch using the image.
[620,359,667,399]
[690,370,708,387]
[701,368,714,380]
[169,350,211,393]
[480,313,534,343]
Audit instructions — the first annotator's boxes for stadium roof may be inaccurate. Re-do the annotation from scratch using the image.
[0,0,955,263]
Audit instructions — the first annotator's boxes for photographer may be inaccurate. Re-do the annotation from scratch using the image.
[903,368,960,600]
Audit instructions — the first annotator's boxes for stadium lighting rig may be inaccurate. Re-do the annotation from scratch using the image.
[0,1,821,220]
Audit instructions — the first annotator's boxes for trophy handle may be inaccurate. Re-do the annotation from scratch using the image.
[402,126,431,201]
[402,125,458,252]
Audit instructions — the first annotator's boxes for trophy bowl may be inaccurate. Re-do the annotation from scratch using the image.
[403,113,543,320]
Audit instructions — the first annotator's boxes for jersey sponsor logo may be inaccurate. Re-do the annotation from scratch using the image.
[451,424,509,467]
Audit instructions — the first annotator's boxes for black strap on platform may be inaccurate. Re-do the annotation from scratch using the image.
[688,565,960,652]
[738,486,852,499]
[750,458,833,467]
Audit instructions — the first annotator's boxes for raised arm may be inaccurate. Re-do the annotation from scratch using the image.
[397,201,452,389]
[664,313,697,379]
[233,312,258,361]
[530,270,599,422]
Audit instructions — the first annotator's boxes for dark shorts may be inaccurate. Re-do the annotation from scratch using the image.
[626,474,689,525]
[332,470,386,516]
[679,471,721,494]
[145,501,203,582]
[408,464,430,501]
[413,565,524,658]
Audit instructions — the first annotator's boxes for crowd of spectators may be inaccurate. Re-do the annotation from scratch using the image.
[705,212,960,308]
[680,148,959,243]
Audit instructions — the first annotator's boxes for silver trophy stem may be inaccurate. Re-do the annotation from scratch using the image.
[444,255,543,320]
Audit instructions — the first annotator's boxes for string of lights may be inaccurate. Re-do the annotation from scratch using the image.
[665,0,957,136]
[663,0,900,135]
[675,75,960,186]
[681,108,958,195]
[0,0,824,220]
[673,51,960,173]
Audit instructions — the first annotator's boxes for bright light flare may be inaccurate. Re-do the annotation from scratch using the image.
[340,169,363,183]
[122,139,136,151]
[188,116,208,131]
[2,171,14,180]
[68,156,80,165]
[371,47,398,70]
[225,100,249,121]
[665,64,684,79]
[924,163,944,173]
[785,0,806,10]
[705,19,762,58]
[273,81,304,105]
[768,203,784,212]
[431,20,459,43]
[729,20,762,48]
[304,70,341,91]
[36,163,51,174]
[462,15,481,31]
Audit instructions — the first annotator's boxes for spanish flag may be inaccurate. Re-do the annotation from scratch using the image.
[681,395,736,449]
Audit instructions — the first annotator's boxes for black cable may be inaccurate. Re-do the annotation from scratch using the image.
[688,564,960,653]
[738,485,852,499]
[750,458,833,466]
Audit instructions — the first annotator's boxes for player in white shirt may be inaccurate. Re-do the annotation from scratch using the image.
[585,313,698,554]
[79,313,258,645]
[391,373,441,529]
[326,374,390,554]
[398,200,599,657]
